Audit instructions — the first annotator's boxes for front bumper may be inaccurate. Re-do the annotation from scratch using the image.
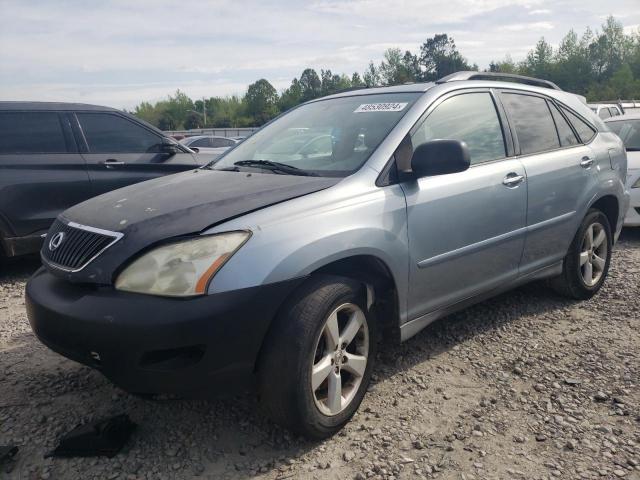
[26,268,304,395]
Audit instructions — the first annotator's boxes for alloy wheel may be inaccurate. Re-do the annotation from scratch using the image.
[311,303,369,416]
[579,222,608,287]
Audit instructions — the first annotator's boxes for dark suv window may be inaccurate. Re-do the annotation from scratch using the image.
[0,112,67,154]
[501,93,560,155]
[77,113,163,153]
[548,102,579,147]
[412,92,506,165]
[561,106,596,143]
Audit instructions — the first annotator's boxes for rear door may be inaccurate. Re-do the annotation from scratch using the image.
[74,112,198,196]
[498,91,598,273]
[0,110,92,238]
[401,90,527,319]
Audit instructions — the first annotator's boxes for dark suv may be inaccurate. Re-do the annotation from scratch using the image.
[0,102,203,257]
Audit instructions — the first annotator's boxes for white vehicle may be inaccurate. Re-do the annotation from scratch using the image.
[589,103,623,120]
[620,101,640,115]
[606,114,640,226]
[180,135,240,156]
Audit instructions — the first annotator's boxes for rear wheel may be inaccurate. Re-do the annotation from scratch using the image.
[258,276,376,439]
[550,209,612,299]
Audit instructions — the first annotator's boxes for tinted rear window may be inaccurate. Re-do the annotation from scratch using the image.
[561,106,596,143]
[0,112,67,154]
[501,93,560,155]
[548,102,579,147]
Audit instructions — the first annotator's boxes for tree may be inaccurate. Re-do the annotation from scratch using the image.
[488,55,517,73]
[363,62,380,87]
[244,79,279,125]
[351,72,365,87]
[520,38,554,78]
[378,48,420,85]
[184,111,203,130]
[419,34,474,81]
[279,78,303,112]
[299,68,322,102]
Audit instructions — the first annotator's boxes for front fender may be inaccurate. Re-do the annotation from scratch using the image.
[205,181,410,320]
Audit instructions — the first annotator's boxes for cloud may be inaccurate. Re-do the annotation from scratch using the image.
[1,0,639,108]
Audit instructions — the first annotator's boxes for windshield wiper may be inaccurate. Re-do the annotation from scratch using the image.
[232,160,317,176]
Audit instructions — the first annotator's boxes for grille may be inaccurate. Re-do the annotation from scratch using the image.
[41,219,122,272]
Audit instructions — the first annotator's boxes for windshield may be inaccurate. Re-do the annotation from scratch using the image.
[608,119,640,150]
[210,92,421,177]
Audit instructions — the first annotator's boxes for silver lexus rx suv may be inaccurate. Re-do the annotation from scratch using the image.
[26,72,629,438]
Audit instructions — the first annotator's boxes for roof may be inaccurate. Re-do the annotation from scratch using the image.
[0,101,118,112]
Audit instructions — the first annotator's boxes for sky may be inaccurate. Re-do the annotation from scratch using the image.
[1,0,639,110]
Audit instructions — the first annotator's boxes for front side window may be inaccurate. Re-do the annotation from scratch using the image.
[501,93,560,155]
[78,113,163,154]
[412,92,506,165]
[561,106,596,143]
[0,112,67,154]
[212,92,421,177]
[607,120,640,150]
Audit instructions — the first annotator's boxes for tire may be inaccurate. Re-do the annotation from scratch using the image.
[550,209,612,300]
[258,275,377,439]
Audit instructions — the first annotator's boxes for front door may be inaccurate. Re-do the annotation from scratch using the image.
[72,112,198,196]
[401,90,527,320]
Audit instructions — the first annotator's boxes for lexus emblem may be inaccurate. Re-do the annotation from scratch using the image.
[49,232,65,251]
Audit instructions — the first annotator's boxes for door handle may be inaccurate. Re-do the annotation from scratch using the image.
[104,159,125,168]
[580,156,594,168]
[502,173,525,187]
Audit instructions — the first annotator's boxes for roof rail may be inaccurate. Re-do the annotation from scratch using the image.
[436,71,562,91]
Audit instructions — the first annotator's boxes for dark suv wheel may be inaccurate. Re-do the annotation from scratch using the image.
[258,275,377,439]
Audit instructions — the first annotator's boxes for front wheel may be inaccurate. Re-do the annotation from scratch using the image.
[258,276,376,439]
[550,209,612,299]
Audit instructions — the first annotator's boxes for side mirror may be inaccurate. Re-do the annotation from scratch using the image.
[410,139,470,178]
[189,147,200,153]
[160,139,181,156]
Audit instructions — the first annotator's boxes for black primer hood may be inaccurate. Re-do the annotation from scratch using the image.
[51,169,340,284]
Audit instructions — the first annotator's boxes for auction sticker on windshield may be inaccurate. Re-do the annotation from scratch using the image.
[354,103,408,113]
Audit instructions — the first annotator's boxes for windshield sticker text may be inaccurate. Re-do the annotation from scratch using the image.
[354,103,408,113]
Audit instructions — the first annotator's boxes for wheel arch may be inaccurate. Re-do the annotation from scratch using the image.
[588,194,619,235]
[252,254,402,375]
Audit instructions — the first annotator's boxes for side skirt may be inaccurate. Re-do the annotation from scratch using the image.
[399,261,563,342]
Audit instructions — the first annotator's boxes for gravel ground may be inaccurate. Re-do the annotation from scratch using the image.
[1,230,639,480]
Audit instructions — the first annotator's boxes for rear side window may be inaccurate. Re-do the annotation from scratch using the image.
[210,138,234,147]
[560,106,596,143]
[77,113,162,153]
[0,112,67,154]
[412,92,506,165]
[189,138,209,148]
[598,108,611,119]
[548,102,579,147]
[501,93,560,155]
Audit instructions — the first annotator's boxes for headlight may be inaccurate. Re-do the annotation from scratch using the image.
[115,231,250,297]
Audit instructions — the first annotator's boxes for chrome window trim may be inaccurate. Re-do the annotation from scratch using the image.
[41,217,124,273]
